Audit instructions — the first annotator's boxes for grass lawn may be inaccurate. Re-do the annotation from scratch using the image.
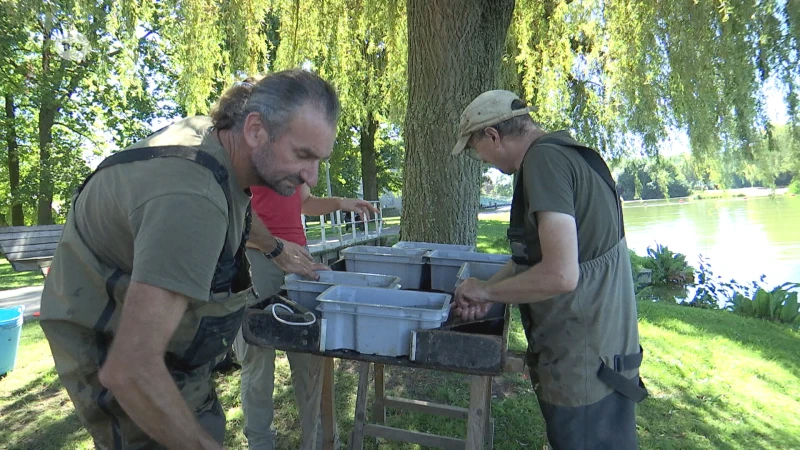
[0,258,44,291]
[2,303,798,449]
[2,216,798,449]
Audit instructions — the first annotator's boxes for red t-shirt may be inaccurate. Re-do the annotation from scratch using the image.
[250,185,307,246]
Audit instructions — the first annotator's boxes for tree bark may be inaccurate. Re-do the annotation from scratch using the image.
[401,0,515,244]
[360,112,380,201]
[4,93,24,226]
[37,30,56,225]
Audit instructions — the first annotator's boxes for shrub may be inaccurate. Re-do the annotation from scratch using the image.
[789,179,800,195]
[730,283,800,325]
[644,244,695,286]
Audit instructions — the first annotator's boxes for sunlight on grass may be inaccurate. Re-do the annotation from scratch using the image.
[3,227,799,450]
[0,258,44,291]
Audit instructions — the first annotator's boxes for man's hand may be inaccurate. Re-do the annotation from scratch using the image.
[273,239,330,280]
[338,198,379,220]
[452,277,493,322]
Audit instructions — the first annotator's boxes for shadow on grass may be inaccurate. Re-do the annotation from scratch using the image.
[639,301,800,380]
[0,367,89,450]
[638,377,800,450]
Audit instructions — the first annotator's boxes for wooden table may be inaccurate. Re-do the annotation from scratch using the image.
[243,296,525,450]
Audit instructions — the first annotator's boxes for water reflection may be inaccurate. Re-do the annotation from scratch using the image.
[624,195,800,287]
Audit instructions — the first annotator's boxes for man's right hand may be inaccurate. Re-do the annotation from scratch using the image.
[272,239,330,280]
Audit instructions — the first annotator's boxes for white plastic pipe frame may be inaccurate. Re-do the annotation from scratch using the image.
[303,200,384,245]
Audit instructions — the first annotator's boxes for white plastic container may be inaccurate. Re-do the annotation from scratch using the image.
[427,250,511,293]
[455,262,507,289]
[392,241,475,253]
[282,271,401,313]
[316,285,451,357]
[341,246,428,289]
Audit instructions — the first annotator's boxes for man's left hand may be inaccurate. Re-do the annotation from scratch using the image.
[339,199,379,220]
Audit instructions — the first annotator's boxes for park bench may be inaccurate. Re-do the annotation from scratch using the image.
[0,225,63,276]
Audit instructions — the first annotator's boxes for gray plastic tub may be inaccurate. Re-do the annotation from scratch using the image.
[427,250,511,293]
[316,285,451,357]
[392,241,475,253]
[282,271,401,313]
[455,262,507,289]
[341,246,428,289]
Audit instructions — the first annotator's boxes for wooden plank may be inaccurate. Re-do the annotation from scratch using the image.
[362,424,464,450]
[9,260,46,272]
[3,249,58,261]
[466,376,491,450]
[0,236,62,246]
[0,225,64,233]
[373,364,386,425]
[2,242,59,255]
[486,419,494,449]
[384,396,468,419]
[320,358,337,450]
[349,362,371,450]
[503,352,527,374]
[241,298,323,353]
[412,326,504,374]
[0,231,63,243]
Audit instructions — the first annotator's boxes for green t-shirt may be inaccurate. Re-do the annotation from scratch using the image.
[74,116,251,301]
[520,131,622,264]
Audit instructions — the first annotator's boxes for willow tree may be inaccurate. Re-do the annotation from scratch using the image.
[1,0,164,225]
[0,0,272,225]
[268,0,407,202]
[506,0,799,161]
[400,0,515,244]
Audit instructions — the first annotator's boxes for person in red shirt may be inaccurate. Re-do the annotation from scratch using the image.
[234,184,378,450]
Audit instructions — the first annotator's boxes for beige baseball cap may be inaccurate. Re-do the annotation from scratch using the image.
[451,90,535,156]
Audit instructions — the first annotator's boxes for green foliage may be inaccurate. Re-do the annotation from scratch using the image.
[642,244,695,286]
[0,0,183,224]
[508,0,800,166]
[617,157,692,200]
[730,283,800,325]
[789,179,800,195]
[270,0,407,198]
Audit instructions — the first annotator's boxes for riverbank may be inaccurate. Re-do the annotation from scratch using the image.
[622,186,793,207]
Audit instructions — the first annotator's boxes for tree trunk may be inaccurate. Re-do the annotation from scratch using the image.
[360,112,380,201]
[4,93,24,226]
[37,32,55,225]
[401,0,515,244]
[38,105,56,225]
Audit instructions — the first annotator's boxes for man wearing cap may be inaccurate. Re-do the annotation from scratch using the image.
[451,90,647,449]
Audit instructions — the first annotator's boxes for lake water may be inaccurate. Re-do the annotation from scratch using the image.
[623,194,800,287]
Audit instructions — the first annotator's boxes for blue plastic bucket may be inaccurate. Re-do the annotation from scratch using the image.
[0,306,24,376]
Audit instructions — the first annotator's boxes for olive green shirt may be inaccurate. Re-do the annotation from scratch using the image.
[520,131,622,264]
[73,116,251,301]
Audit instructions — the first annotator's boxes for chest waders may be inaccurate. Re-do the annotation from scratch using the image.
[508,135,647,449]
[43,145,253,449]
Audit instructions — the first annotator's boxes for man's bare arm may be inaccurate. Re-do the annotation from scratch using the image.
[98,282,223,450]
[483,211,580,304]
[247,197,328,279]
[299,184,379,218]
[486,260,516,284]
[246,212,279,252]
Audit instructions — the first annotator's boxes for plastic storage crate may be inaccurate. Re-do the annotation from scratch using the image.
[316,285,451,357]
[455,262,507,289]
[282,271,401,313]
[427,250,511,293]
[341,246,428,289]
[392,241,475,253]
